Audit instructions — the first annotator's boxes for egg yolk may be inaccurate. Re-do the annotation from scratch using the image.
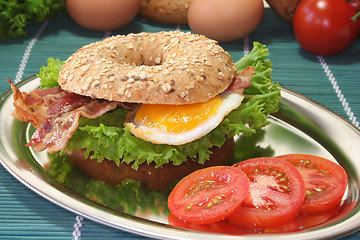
[135,95,223,133]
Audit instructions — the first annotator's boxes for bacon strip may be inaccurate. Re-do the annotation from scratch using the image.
[227,66,255,90]
[11,82,54,128]
[9,79,119,153]
[28,111,82,152]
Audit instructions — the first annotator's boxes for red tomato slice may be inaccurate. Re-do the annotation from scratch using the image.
[167,166,249,224]
[275,154,348,213]
[227,158,306,228]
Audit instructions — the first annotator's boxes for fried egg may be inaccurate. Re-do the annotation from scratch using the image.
[125,89,244,145]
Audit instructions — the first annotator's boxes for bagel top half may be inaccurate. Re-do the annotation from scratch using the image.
[58,31,237,105]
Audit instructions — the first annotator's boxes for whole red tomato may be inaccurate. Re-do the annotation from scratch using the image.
[293,0,360,56]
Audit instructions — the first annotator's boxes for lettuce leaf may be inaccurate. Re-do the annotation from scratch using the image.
[39,42,281,169]
[66,112,227,169]
[47,152,169,215]
[0,0,66,40]
[38,58,64,89]
[225,42,281,136]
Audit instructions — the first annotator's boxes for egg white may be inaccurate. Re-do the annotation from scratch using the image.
[125,89,244,145]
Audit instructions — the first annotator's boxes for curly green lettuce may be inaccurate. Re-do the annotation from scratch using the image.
[39,42,281,170]
[47,152,169,215]
[38,58,64,89]
[0,0,66,40]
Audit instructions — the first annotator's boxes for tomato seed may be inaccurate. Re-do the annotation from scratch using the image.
[313,187,325,192]
[215,195,224,200]
[320,169,329,174]
[278,177,288,183]
[306,190,314,196]
[276,172,285,178]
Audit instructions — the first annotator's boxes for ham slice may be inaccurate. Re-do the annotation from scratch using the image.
[9,80,120,153]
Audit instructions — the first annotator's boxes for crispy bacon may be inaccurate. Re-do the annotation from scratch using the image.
[27,111,82,152]
[11,82,53,128]
[9,79,120,153]
[228,66,255,90]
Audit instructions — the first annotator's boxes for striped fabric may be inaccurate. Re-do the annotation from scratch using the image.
[0,8,360,240]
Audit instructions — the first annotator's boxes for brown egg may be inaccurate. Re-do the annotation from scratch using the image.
[66,0,141,31]
[187,0,264,42]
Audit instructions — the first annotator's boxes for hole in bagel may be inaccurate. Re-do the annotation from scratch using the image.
[139,38,164,66]
[103,37,165,67]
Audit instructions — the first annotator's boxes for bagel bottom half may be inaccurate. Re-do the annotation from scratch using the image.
[68,138,235,191]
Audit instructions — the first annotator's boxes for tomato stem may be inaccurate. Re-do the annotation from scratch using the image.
[352,11,360,22]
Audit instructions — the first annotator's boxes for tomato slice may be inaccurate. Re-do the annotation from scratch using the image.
[275,154,348,213]
[167,166,249,224]
[227,158,306,228]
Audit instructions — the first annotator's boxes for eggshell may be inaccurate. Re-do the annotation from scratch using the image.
[187,0,264,42]
[66,0,141,31]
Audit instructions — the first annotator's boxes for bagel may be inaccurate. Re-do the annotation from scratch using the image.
[58,31,236,105]
[138,0,192,25]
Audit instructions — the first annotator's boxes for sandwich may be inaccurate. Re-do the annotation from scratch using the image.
[10,31,281,191]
